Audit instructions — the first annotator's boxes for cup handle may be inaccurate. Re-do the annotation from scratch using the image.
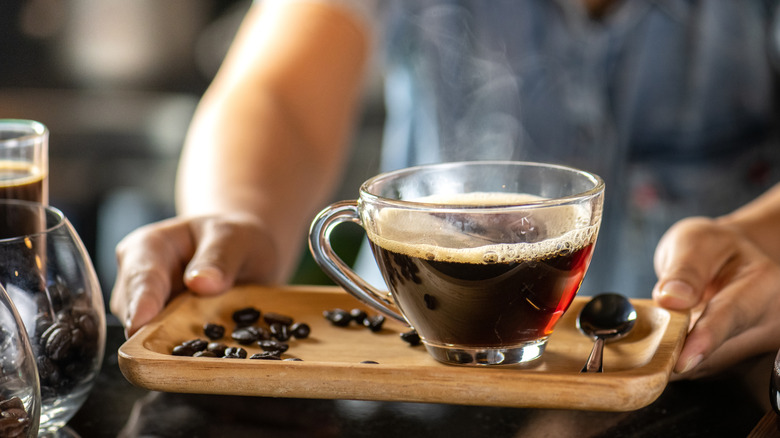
[309,200,407,324]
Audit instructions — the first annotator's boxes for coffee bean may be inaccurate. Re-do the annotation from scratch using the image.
[77,312,99,341]
[34,313,53,338]
[290,322,311,339]
[0,397,30,438]
[349,308,368,325]
[323,309,351,327]
[258,339,289,355]
[400,330,421,346]
[203,323,225,340]
[55,309,75,325]
[231,326,262,345]
[193,350,217,358]
[172,344,196,356]
[207,342,228,356]
[36,355,59,384]
[263,312,294,327]
[363,315,386,332]
[223,347,247,359]
[250,352,282,360]
[70,326,86,349]
[47,280,73,311]
[182,339,208,352]
[269,323,290,341]
[43,324,72,361]
[0,397,24,411]
[232,307,261,327]
[172,339,207,356]
[0,417,27,438]
[360,360,379,364]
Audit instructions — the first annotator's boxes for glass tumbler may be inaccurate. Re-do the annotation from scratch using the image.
[0,119,48,205]
[0,200,105,435]
[0,282,40,438]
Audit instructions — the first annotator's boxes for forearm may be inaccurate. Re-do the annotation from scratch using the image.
[717,183,780,263]
[177,94,346,278]
[175,0,370,281]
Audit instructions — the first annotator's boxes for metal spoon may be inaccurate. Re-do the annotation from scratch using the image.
[577,293,637,373]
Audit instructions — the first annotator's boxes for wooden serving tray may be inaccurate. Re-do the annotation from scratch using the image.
[118,285,689,411]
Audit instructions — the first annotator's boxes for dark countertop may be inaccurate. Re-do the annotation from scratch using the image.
[66,324,774,437]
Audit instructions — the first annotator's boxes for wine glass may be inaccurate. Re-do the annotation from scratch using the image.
[0,282,41,438]
[0,199,106,436]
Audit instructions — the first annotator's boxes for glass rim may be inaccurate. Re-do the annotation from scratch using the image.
[0,119,49,145]
[359,160,605,211]
[0,199,66,243]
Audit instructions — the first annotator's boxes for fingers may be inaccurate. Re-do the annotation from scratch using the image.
[111,218,193,337]
[652,217,734,310]
[671,271,754,374]
[673,263,780,378]
[681,315,777,379]
[111,214,282,338]
[119,268,173,339]
[183,215,279,293]
[652,217,780,377]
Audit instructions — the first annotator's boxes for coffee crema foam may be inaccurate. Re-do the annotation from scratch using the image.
[0,160,45,184]
[366,192,598,265]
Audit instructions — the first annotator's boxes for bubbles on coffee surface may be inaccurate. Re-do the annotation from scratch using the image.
[482,251,499,264]
[367,192,598,265]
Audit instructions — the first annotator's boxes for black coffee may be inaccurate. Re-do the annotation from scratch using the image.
[0,161,46,204]
[370,241,594,347]
[0,162,47,239]
[367,192,598,348]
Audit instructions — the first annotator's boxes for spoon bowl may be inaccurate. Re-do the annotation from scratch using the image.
[577,293,637,373]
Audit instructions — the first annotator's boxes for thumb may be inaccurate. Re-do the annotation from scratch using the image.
[182,225,240,295]
[182,216,280,294]
[184,264,229,295]
[651,218,734,310]
[653,278,698,310]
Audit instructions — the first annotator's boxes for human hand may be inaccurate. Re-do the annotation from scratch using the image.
[110,213,280,338]
[652,217,780,379]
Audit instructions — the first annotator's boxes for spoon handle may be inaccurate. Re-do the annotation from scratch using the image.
[581,337,605,373]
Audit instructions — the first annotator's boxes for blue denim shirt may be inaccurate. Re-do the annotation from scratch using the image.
[333,0,780,296]
[364,0,780,297]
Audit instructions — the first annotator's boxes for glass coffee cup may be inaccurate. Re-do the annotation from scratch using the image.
[309,161,605,366]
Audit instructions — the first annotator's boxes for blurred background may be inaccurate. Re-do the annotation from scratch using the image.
[0,0,384,312]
